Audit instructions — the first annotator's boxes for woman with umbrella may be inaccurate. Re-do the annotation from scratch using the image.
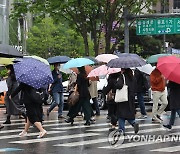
[115,68,139,134]
[10,83,47,138]
[3,65,25,124]
[65,66,92,125]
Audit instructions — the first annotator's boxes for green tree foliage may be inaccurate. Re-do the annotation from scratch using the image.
[11,0,158,56]
[26,18,91,58]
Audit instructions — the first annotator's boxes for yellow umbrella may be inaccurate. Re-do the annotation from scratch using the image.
[0,57,15,65]
[24,55,49,65]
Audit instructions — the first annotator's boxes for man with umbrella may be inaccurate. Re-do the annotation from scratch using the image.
[47,63,64,118]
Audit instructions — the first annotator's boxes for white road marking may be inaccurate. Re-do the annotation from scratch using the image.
[9,133,100,144]
[0,131,65,140]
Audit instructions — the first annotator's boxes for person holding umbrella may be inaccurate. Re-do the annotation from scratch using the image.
[150,66,168,123]
[47,63,64,119]
[163,81,180,130]
[65,66,92,125]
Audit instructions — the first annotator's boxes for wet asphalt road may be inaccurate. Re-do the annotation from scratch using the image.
[0,106,180,154]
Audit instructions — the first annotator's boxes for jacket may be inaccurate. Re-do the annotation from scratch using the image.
[150,68,165,92]
[51,69,63,93]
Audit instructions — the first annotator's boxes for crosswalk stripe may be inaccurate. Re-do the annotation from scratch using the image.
[54,138,108,147]
[98,126,180,149]
[0,131,65,140]
[87,123,160,132]
[52,123,109,130]
[0,129,23,134]
[9,133,100,144]
[150,146,180,152]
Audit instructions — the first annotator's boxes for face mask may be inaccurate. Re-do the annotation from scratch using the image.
[57,65,61,70]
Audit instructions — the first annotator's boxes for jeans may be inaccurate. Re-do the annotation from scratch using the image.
[169,109,180,126]
[118,117,135,132]
[108,103,117,126]
[92,97,100,115]
[137,92,147,115]
[48,92,64,116]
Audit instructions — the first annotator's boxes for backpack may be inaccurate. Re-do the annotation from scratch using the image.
[29,87,48,104]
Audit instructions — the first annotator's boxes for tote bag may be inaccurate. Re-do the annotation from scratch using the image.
[115,74,128,103]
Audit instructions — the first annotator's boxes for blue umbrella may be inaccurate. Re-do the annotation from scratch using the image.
[107,53,146,68]
[63,58,94,69]
[47,56,70,64]
[13,58,53,89]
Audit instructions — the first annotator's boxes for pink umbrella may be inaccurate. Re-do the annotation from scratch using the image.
[87,65,121,77]
[95,54,118,63]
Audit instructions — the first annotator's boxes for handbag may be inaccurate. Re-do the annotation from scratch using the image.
[106,89,115,101]
[115,74,128,103]
[67,84,79,106]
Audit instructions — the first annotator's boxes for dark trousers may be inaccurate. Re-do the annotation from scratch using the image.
[137,92,147,115]
[169,109,180,126]
[68,97,91,121]
[92,97,100,115]
[108,103,117,126]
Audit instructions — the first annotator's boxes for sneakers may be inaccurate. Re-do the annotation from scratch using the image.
[152,117,161,123]
[19,131,27,137]
[133,123,139,134]
[58,115,65,119]
[0,125,4,129]
[163,124,172,131]
[138,115,148,119]
[3,120,11,124]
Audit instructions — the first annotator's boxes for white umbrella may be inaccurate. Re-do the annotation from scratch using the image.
[137,64,155,75]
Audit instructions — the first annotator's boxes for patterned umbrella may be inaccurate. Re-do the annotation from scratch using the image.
[107,53,146,68]
[13,58,53,89]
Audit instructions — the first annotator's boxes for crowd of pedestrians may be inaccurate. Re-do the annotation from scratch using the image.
[0,60,179,138]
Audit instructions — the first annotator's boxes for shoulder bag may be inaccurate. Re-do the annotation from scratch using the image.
[115,74,128,103]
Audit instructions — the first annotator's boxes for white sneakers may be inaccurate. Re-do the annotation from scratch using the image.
[37,130,47,138]
[19,131,27,137]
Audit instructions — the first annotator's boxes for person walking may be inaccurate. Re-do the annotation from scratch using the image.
[47,63,64,118]
[103,73,120,131]
[88,80,100,116]
[115,68,139,134]
[10,83,46,138]
[150,67,168,123]
[163,81,180,130]
[65,66,92,125]
[3,65,25,124]
[134,69,149,119]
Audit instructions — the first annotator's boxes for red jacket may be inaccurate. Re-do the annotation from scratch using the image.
[150,68,165,92]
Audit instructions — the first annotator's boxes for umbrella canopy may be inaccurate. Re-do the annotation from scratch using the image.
[147,54,171,64]
[137,64,155,75]
[157,56,180,84]
[87,65,121,77]
[107,53,146,68]
[47,56,70,64]
[95,54,119,63]
[13,58,53,89]
[71,65,99,81]
[85,56,99,64]
[0,44,23,58]
[63,58,94,69]
[0,58,15,65]
[25,55,49,65]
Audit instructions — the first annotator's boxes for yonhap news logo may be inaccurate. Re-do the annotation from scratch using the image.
[108,130,180,148]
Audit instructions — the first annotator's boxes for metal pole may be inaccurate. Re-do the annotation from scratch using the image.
[1,0,9,44]
[124,7,129,53]
[163,0,166,53]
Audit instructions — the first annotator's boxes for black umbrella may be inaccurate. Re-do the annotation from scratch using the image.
[0,44,23,58]
[47,56,71,64]
[107,53,146,68]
